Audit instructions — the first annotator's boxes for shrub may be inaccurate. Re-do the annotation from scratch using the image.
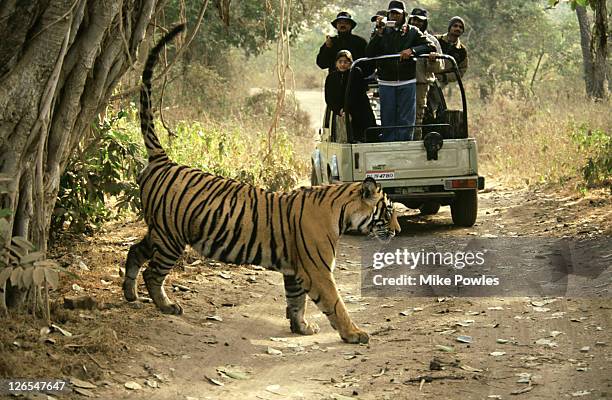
[571,125,611,188]
[52,109,145,234]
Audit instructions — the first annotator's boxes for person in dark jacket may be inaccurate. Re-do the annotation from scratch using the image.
[366,1,435,142]
[316,12,368,74]
[325,50,376,143]
[435,16,468,85]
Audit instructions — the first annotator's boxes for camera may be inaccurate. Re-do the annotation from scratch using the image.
[376,17,396,30]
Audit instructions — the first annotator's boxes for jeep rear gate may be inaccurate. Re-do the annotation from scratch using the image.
[351,139,477,182]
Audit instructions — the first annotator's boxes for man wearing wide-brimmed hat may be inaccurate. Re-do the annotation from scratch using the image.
[435,16,468,85]
[366,0,436,142]
[316,11,368,73]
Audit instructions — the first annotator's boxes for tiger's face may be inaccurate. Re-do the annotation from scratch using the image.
[347,178,400,241]
[369,194,400,242]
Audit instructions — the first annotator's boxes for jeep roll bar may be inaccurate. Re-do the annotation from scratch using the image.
[345,53,467,140]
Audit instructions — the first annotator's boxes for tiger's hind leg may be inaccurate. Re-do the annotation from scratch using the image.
[283,274,320,335]
[123,234,154,302]
[142,250,185,315]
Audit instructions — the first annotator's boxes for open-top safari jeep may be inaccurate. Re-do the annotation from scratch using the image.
[311,54,484,227]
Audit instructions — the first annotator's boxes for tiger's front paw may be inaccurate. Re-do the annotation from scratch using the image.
[341,328,369,344]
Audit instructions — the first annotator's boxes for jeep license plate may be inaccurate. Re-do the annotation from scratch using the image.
[366,171,395,180]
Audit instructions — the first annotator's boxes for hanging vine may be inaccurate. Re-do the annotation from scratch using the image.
[265,0,293,159]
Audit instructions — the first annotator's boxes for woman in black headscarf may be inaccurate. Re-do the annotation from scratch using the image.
[324,50,376,142]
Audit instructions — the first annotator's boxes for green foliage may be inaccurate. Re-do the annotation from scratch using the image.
[571,125,612,186]
[424,0,580,98]
[155,118,306,191]
[548,0,590,10]
[52,109,145,234]
[164,0,328,72]
[0,218,61,321]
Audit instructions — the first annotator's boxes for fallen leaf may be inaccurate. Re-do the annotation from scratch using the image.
[456,335,473,344]
[435,345,454,352]
[330,394,354,400]
[460,365,483,373]
[70,378,96,389]
[265,384,282,395]
[217,366,250,380]
[511,385,533,395]
[51,324,73,337]
[267,347,283,356]
[124,381,142,390]
[531,299,556,307]
[535,338,558,348]
[206,376,224,386]
[73,387,95,397]
[489,351,506,357]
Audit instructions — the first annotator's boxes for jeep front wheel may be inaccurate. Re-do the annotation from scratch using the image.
[419,202,441,215]
[451,190,477,227]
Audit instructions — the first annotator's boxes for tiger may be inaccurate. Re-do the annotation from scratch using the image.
[122,24,400,344]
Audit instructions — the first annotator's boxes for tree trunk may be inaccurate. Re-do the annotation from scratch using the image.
[575,5,595,95]
[590,0,608,100]
[576,2,609,100]
[0,0,162,295]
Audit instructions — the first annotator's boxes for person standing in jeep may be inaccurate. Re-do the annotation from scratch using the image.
[366,1,436,142]
[407,7,444,140]
[316,12,368,73]
[436,16,469,85]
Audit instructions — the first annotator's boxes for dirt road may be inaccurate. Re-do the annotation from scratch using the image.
[1,90,610,400]
[293,89,326,133]
[4,180,603,400]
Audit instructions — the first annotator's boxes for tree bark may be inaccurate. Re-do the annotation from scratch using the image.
[590,0,608,100]
[575,5,595,95]
[0,0,162,256]
[576,2,609,100]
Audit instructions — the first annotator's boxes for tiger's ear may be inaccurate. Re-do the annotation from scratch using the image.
[361,177,381,200]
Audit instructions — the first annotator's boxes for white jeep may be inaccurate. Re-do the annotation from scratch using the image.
[311,54,484,227]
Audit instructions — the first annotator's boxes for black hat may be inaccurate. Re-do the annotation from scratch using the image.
[332,11,357,29]
[448,16,465,32]
[370,10,387,22]
[387,0,406,14]
[409,8,428,20]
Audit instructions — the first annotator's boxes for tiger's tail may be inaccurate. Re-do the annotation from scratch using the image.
[140,24,185,160]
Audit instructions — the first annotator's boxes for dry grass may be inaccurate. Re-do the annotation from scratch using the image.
[470,92,611,189]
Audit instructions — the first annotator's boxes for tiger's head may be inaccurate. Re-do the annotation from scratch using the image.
[346,177,400,242]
